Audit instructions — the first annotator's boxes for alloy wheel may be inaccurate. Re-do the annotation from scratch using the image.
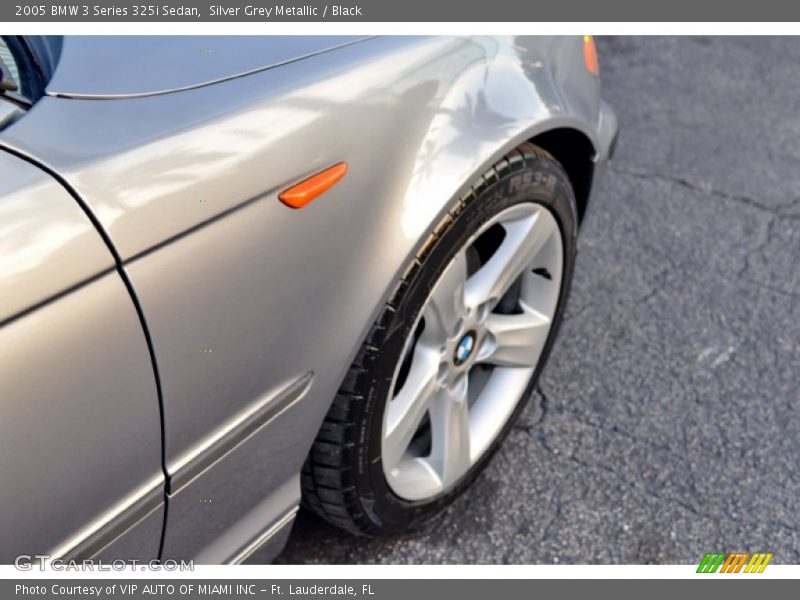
[381,203,564,501]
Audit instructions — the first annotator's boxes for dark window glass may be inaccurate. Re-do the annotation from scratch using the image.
[0,36,44,106]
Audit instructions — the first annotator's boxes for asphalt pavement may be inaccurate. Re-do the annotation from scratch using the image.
[276,37,800,564]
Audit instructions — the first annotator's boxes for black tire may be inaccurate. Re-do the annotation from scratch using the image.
[301,142,578,535]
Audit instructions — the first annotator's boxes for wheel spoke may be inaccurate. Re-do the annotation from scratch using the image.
[429,377,471,488]
[420,251,468,343]
[464,208,556,310]
[478,307,551,367]
[383,345,440,470]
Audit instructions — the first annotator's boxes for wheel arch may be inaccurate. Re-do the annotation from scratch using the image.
[529,127,597,223]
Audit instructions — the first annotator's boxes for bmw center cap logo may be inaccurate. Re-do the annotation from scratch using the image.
[454,331,477,366]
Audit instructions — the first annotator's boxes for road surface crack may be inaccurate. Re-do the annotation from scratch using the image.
[610,164,800,219]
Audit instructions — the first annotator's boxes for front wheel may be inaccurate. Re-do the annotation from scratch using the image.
[302,142,578,535]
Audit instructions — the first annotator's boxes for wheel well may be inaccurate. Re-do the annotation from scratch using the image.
[530,128,596,223]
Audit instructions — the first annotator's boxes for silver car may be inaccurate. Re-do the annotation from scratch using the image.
[0,35,617,564]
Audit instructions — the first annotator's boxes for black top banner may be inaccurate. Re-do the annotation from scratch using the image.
[6,0,800,21]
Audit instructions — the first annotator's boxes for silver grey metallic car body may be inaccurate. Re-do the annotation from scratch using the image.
[0,36,617,563]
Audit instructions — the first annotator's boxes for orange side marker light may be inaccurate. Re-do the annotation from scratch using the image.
[583,35,599,77]
[279,162,348,209]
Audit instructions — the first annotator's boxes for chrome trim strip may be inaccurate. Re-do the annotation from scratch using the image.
[54,475,164,561]
[230,507,299,565]
[168,372,313,494]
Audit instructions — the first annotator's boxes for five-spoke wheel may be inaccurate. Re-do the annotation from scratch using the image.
[383,203,563,500]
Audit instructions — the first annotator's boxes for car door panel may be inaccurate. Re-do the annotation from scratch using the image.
[0,151,164,561]
[0,274,164,561]
[0,149,114,324]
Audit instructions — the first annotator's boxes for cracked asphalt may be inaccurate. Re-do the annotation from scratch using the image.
[275,37,800,564]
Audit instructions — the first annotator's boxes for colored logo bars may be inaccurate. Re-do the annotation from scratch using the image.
[697,552,773,573]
